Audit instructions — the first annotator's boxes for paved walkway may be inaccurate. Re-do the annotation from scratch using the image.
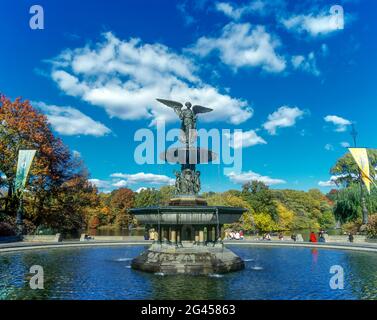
[224,240,377,252]
[1,239,377,253]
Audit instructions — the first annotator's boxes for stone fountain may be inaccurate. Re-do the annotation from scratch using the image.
[131,99,246,275]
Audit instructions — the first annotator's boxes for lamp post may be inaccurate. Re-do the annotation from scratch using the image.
[350,124,368,225]
[16,194,24,236]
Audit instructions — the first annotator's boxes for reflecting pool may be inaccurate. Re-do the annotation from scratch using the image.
[1,245,376,300]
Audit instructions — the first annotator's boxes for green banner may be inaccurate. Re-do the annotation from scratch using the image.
[15,150,36,193]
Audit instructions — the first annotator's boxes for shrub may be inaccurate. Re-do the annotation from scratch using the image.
[341,219,362,234]
[3,216,37,235]
[35,224,56,235]
[0,221,16,236]
[366,214,377,239]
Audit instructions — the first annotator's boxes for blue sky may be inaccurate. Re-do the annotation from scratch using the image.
[1,0,376,193]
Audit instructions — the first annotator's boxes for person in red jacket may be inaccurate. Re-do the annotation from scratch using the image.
[309,231,317,243]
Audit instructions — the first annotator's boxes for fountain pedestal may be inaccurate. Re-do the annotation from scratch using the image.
[131,243,244,275]
[130,203,246,275]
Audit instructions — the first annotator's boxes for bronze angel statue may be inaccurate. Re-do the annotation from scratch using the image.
[156,98,213,145]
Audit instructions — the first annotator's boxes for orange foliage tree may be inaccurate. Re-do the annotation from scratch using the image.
[109,188,135,228]
[0,95,99,233]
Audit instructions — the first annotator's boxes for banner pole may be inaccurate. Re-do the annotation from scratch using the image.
[16,193,24,237]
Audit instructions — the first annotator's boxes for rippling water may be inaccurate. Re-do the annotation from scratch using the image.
[0,245,376,300]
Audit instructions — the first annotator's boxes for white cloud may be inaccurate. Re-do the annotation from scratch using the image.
[72,150,82,158]
[281,9,344,37]
[291,52,320,76]
[324,143,334,151]
[227,171,286,185]
[263,106,304,135]
[49,32,252,126]
[216,2,242,19]
[190,23,286,72]
[324,115,351,132]
[89,179,112,190]
[318,173,353,187]
[91,172,174,192]
[318,179,337,187]
[214,1,265,20]
[34,101,111,136]
[112,180,128,188]
[225,129,266,149]
[318,175,340,187]
[111,172,175,185]
[340,141,350,148]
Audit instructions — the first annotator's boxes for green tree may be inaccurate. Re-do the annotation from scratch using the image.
[330,150,377,187]
[134,188,160,208]
[159,185,175,205]
[241,181,278,220]
[318,210,336,229]
[333,183,377,223]
[330,150,377,225]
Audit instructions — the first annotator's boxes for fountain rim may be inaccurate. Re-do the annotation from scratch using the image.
[2,241,377,254]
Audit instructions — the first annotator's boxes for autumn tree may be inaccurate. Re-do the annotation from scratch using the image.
[39,159,100,233]
[109,188,135,228]
[0,96,70,214]
[0,95,98,234]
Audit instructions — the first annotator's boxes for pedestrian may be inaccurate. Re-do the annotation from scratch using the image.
[348,232,354,243]
[309,231,317,243]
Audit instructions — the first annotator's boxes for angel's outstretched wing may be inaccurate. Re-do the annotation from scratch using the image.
[156,98,183,109]
[192,105,213,114]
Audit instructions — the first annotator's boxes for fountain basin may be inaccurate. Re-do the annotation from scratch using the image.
[1,244,377,299]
